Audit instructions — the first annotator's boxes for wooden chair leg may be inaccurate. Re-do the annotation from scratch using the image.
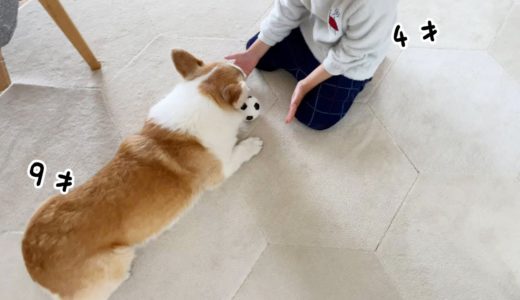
[39,0,101,70]
[0,49,11,92]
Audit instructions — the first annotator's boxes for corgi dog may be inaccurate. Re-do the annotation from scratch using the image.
[22,49,263,300]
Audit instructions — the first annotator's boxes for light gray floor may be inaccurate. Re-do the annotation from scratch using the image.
[1,0,519,299]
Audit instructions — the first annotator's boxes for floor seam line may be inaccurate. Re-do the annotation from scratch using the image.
[366,99,420,174]
[229,242,268,300]
[3,81,103,92]
[98,88,125,141]
[266,241,376,252]
[485,51,520,90]
[486,2,515,51]
[108,34,163,83]
[0,230,24,236]
[167,35,247,42]
[374,173,419,252]
[406,46,487,52]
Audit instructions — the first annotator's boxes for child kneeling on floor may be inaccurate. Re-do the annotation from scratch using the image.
[227,0,397,130]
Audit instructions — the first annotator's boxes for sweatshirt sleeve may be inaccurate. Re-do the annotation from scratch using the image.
[259,0,309,46]
[322,2,396,77]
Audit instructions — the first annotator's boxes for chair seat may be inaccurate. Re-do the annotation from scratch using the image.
[0,0,19,47]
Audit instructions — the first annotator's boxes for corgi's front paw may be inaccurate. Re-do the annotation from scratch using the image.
[240,137,263,160]
[224,137,264,178]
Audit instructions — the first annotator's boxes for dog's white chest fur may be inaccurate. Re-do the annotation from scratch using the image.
[149,75,243,165]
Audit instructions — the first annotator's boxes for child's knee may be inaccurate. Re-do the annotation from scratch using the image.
[300,117,342,131]
[294,105,344,131]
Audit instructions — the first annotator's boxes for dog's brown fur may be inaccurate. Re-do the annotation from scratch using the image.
[199,65,244,109]
[22,49,244,300]
[171,49,244,110]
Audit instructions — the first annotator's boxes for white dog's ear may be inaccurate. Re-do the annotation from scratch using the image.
[171,49,204,80]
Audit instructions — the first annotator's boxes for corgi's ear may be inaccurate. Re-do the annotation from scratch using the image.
[222,82,243,107]
[171,49,204,80]
[199,80,244,110]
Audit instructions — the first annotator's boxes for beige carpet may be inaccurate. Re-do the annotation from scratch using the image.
[1,0,520,299]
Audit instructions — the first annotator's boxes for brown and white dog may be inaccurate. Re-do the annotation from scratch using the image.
[22,49,263,300]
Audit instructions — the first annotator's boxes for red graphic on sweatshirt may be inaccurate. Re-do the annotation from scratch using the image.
[328,15,338,31]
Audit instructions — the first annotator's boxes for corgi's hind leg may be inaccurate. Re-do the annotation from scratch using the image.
[62,247,135,300]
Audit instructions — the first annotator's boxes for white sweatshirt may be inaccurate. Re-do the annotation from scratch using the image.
[259,0,398,80]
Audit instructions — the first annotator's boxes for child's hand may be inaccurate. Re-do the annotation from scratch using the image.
[225,51,259,76]
[285,65,332,124]
[226,39,271,76]
[285,80,311,124]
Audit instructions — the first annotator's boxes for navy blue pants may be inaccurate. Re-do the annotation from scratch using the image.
[247,28,370,130]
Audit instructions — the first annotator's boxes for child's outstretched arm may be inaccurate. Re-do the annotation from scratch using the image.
[225,39,271,76]
[226,0,309,75]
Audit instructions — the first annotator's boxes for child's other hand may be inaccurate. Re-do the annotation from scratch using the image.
[225,51,259,76]
[285,65,332,124]
[285,80,311,124]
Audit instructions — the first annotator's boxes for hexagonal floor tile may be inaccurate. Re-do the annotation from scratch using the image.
[234,244,401,300]
[397,0,513,49]
[112,182,266,300]
[3,0,156,88]
[103,35,277,136]
[489,4,520,84]
[142,0,273,40]
[0,232,49,300]
[223,84,417,249]
[0,84,121,231]
[370,48,520,176]
[377,175,520,300]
